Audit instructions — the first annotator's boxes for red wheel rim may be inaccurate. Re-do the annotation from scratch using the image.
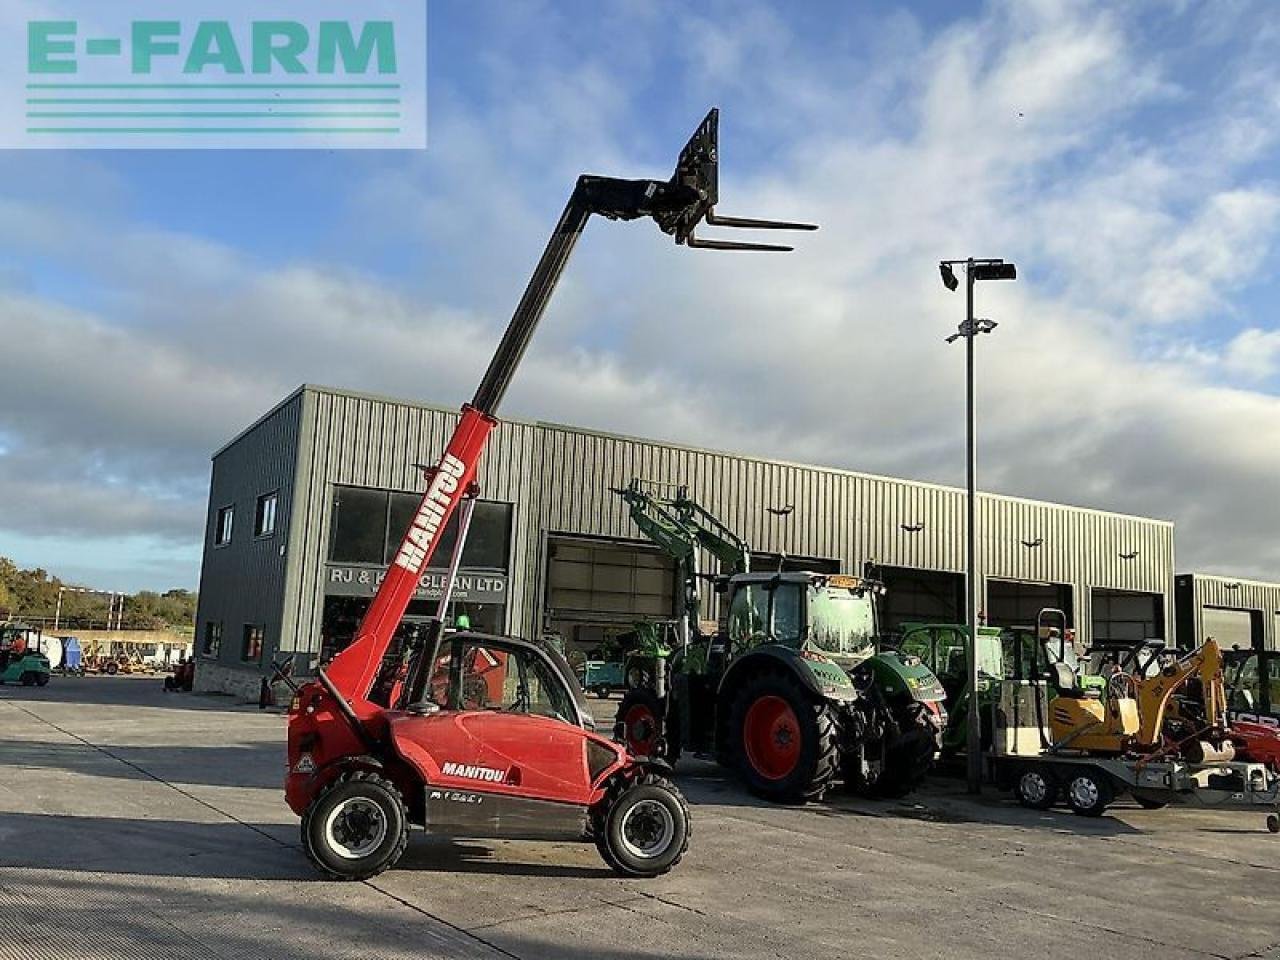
[743,695,801,780]
[624,704,657,755]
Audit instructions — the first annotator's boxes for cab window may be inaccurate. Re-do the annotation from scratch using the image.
[441,640,576,723]
[899,630,935,671]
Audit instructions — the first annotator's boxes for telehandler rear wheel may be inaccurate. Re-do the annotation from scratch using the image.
[303,771,408,880]
[1065,769,1113,817]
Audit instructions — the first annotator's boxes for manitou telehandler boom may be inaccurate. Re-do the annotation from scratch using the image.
[612,481,946,803]
[283,109,817,880]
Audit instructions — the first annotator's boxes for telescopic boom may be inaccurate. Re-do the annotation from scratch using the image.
[323,108,816,708]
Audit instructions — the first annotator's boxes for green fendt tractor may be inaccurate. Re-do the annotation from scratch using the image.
[0,622,52,687]
[612,481,946,802]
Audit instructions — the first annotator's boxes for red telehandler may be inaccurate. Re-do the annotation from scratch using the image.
[282,109,817,880]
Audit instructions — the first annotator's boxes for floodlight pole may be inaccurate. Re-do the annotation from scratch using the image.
[941,256,1015,795]
[963,260,981,796]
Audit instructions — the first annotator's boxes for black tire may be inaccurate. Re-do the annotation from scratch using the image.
[614,687,679,764]
[863,702,938,799]
[728,669,838,803]
[1064,768,1114,817]
[626,662,653,691]
[105,662,119,676]
[593,686,610,700]
[1015,768,1059,810]
[1267,814,1279,834]
[35,674,49,687]
[593,773,690,878]
[1133,794,1168,810]
[302,771,409,880]
[20,672,35,687]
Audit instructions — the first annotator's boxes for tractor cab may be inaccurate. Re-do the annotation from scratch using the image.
[723,571,880,671]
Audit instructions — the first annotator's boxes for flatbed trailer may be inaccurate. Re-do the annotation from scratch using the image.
[993,752,1280,832]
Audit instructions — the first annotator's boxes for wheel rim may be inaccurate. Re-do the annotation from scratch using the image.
[624,704,658,755]
[619,798,676,860]
[1069,776,1099,809]
[323,797,388,860]
[1020,772,1049,804]
[743,695,801,781]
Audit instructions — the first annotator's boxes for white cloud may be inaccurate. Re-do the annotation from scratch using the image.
[1,0,1279,587]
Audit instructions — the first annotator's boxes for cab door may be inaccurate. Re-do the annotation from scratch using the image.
[389,637,598,837]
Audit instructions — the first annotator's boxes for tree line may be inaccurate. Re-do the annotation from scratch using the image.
[0,557,196,633]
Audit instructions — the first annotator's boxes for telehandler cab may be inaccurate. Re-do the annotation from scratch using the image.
[283,109,817,880]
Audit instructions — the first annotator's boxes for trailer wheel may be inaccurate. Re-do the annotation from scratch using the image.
[594,773,690,878]
[1065,769,1113,817]
[729,669,838,803]
[1015,768,1059,810]
[303,771,408,880]
[1266,814,1279,834]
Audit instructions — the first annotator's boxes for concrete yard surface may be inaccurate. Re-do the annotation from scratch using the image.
[1,678,1278,960]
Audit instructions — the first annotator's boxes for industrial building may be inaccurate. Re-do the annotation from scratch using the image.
[195,384,1180,698]
[1175,573,1280,653]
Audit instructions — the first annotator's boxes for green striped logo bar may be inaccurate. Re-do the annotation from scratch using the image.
[4,1,426,149]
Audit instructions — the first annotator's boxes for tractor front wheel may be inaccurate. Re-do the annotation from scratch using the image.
[594,773,690,878]
[303,771,408,880]
[729,670,838,803]
[614,688,679,764]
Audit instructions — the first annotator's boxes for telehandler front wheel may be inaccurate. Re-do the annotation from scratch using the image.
[303,771,408,880]
[594,773,690,878]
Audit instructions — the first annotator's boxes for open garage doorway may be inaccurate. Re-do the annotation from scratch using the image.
[875,567,965,635]
[987,580,1074,630]
[1092,589,1165,645]
[1200,606,1261,651]
[543,535,676,660]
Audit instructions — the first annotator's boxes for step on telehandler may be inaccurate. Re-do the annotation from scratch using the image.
[612,482,946,803]
[282,109,818,880]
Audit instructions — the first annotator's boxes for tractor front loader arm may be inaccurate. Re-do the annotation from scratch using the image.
[318,108,817,713]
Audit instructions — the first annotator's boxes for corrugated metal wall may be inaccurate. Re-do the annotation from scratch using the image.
[1177,574,1280,651]
[231,387,1174,661]
[194,393,303,668]
[531,421,1174,643]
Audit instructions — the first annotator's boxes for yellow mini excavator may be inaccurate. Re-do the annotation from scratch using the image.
[1047,639,1233,762]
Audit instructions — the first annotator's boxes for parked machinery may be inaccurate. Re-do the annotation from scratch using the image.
[992,635,1280,829]
[0,622,52,687]
[612,481,947,802]
[284,108,818,880]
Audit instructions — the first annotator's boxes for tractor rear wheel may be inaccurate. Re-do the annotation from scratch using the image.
[303,771,408,880]
[593,773,690,878]
[729,669,837,803]
[614,688,679,764]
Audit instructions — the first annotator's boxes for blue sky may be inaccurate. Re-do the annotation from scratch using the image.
[1,0,1279,592]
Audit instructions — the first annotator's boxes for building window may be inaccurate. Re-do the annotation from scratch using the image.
[255,491,278,538]
[241,624,265,662]
[214,505,234,546]
[201,621,222,658]
[329,485,512,570]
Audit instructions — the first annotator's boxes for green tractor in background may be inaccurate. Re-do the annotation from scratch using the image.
[895,610,1103,758]
[612,481,947,802]
[0,622,52,687]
